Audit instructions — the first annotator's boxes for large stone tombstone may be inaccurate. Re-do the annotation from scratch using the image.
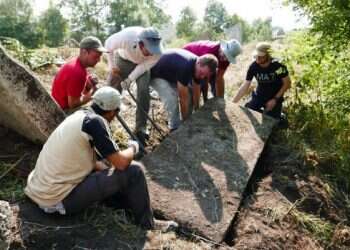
[142,99,277,242]
[0,45,65,143]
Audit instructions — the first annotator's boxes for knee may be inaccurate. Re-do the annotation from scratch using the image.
[126,163,146,183]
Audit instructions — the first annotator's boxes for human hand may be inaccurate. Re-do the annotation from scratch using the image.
[121,78,132,90]
[111,67,120,76]
[84,74,98,93]
[265,98,277,111]
[128,140,140,154]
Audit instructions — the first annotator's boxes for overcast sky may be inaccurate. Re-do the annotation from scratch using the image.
[33,0,309,31]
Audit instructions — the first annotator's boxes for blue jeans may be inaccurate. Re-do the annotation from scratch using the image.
[150,78,193,130]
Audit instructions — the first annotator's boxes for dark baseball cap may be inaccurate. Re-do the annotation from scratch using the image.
[138,27,163,55]
[80,36,108,53]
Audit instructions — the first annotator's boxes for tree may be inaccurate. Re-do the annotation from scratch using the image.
[287,0,350,48]
[224,14,251,43]
[176,6,197,38]
[39,2,68,47]
[107,0,170,34]
[250,18,273,41]
[0,0,42,48]
[203,0,228,34]
[143,0,171,29]
[59,0,108,41]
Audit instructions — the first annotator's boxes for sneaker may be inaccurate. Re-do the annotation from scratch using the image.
[153,219,178,233]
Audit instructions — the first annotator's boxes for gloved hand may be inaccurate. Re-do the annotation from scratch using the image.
[128,140,140,154]
[88,74,99,86]
[121,78,132,90]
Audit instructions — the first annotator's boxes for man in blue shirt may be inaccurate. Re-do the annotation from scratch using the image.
[150,49,218,130]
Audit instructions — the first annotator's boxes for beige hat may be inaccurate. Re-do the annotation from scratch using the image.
[253,42,272,57]
[92,86,121,111]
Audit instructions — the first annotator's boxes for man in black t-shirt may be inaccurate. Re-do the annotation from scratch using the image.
[233,42,291,119]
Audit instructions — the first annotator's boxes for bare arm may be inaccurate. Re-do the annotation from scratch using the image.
[201,80,209,102]
[177,81,190,120]
[275,76,291,99]
[67,94,91,109]
[192,81,201,110]
[67,82,95,109]
[106,147,135,171]
[216,69,226,97]
[127,55,160,82]
[265,76,292,111]
[233,80,252,103]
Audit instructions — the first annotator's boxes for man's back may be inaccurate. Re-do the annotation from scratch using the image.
[25,111,99,207]
[151,49,197,87]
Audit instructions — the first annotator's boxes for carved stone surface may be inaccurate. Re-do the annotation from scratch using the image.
[0,45,65,143]
[142,98,277,242]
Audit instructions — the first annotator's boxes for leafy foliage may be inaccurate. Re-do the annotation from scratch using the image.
[287,0,350,48]
[39,4,68,47]
[174,0,275,43]
[0,37,58,69]
[176,6,197,39]
[0,0,42,48]
[282,31,350,187]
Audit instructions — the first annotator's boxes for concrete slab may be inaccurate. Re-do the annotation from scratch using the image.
[142,98,277,242]
[0,45,65,144]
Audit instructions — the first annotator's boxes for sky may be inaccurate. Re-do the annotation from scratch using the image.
[33,0,309,31]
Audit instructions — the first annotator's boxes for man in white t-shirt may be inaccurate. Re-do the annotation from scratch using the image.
[105,26,163,144]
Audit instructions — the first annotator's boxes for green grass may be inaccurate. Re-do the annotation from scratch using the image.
[0,168,26,202]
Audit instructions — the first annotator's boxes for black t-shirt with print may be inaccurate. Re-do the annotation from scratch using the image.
[246,59,289,100]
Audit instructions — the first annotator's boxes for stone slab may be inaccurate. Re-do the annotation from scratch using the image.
[142,98,277,242]
[0,45,65,144]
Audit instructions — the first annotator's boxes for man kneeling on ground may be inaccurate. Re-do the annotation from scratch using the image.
[25,86,177,231]
[233,42,291,121]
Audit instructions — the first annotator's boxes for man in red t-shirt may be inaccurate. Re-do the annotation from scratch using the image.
[51,36,107,110]
[183,40,241,99]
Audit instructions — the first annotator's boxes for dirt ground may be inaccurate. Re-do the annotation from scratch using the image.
[1,42,350,249]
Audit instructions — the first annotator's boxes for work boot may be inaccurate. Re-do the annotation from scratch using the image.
[135,130,150,146]
[153,219,178,233]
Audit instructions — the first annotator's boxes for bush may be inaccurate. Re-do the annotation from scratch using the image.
[282,31,350,187]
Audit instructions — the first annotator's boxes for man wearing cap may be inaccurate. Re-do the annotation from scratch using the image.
[150,49,218,131]
[183,39,241,99]
[25,86,177,231]
[51,36,106,111]
[233,42,291,120]
[104,26,163,143]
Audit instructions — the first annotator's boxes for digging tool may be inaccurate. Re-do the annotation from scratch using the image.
[116,113,146,153]
[125,86,166,138]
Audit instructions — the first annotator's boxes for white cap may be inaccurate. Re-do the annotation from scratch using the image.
[92,86,121,111]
